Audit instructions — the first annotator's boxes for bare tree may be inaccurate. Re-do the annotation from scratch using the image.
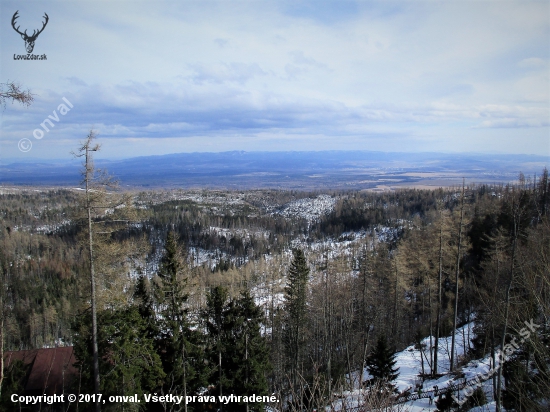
[434,208,452,376]
[73,131,102,412]
[72,130,139,412]
[495,186,527,412]
[0,81,33,108]
[450,180,466,372]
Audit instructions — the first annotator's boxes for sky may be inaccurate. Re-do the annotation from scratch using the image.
[0,0,549,160]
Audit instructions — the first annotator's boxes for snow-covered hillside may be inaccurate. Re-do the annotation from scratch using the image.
[276,195,336,222]
[335,323,506,411]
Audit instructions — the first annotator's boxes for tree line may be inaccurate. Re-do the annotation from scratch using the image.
[1,167,549,411]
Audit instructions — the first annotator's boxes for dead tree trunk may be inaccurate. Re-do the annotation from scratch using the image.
[496,196,519,412]
[450,180,465,372]
[74,131,101,412]
[434,211,444,376]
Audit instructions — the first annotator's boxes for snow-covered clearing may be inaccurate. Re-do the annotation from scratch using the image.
[335,322,505,411]
[276,195,336,222]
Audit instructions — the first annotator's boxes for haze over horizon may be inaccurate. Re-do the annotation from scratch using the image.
[1,150,547,189]
[1,0,549,161]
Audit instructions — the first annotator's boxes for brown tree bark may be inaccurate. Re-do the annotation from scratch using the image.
[74,131,101,412]
[450,180,465,372]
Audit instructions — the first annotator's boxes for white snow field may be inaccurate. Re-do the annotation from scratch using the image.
[334,322,506,411]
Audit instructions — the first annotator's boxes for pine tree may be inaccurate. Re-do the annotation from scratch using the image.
[203,286,235,411]
[0,359,29,411]
[365,335,399,385]
[202,288,270,412]
[283,248,309,389]
[229,290,270,412]
[72,306,165,405]
[133,273,158,341]
[434,389,458,411]
[154,232,205,410]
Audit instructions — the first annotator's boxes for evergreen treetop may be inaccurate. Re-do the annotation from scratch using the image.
[366,335,399,384]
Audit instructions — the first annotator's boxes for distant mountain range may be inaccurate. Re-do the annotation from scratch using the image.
[1,151,548,189]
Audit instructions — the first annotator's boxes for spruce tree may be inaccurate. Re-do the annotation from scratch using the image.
[202,288,270,412]
[0,359,28,410]
[283,248,309,389]
[203,286,235,410]
[72,306,165,404]
[434,389,458,411]
[154,232,205,409]
[134,273,158,341]
[230,290,270,412]
[365,335,399,385]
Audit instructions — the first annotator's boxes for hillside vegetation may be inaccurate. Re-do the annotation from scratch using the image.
[0,168,548,411]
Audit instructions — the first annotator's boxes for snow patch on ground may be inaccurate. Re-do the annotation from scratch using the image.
[276,195,336,222]
[338,322,493,411]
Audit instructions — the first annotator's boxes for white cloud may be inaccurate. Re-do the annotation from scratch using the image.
[518,57,547,69]
[0,0,548,160]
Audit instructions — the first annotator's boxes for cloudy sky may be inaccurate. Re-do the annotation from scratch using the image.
[1,0,549,160]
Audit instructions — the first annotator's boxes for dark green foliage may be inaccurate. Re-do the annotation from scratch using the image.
[3,171,550,410]
[456,387,488,411]
[155,231,189,349]
[459,387,487,411]
[72,306,165,406]
[0,359,30,411]
[502,345,549,412]
[154,232,207,405]
[283,248,309,387]
[470,387,487,407]
[146,195,306,259]
[468,212,499,269]
[203,285,235,402]
[229,290,271,411]
[536,167,549,217]
[318,189,439,237]
[435,389,458,411]
[365,335,399,385]
[202,287,271,412]
[133,274,158,341]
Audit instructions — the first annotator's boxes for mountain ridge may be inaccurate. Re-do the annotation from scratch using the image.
[1,150,547,189]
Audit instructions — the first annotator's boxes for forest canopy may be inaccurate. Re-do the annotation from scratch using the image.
[0,168,549,411]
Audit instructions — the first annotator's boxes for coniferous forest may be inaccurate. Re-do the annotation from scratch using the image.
[0,157,549,411]
[2,1,549,411]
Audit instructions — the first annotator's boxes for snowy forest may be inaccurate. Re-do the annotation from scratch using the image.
[0,139,549,412]
[2,0,549,410]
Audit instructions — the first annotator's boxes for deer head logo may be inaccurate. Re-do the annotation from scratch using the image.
[12,11,49,54]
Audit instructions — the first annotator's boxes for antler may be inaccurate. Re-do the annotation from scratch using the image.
[11,11,26,37]
[11,11,49,53]
[29,13,49,39]
[32,13,49,38]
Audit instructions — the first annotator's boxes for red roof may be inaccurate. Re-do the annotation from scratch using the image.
[3,347,78,395]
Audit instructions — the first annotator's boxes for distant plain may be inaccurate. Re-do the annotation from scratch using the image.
[1,151,547,190]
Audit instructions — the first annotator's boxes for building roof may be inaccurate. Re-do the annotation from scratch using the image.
[3,347,78,395]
